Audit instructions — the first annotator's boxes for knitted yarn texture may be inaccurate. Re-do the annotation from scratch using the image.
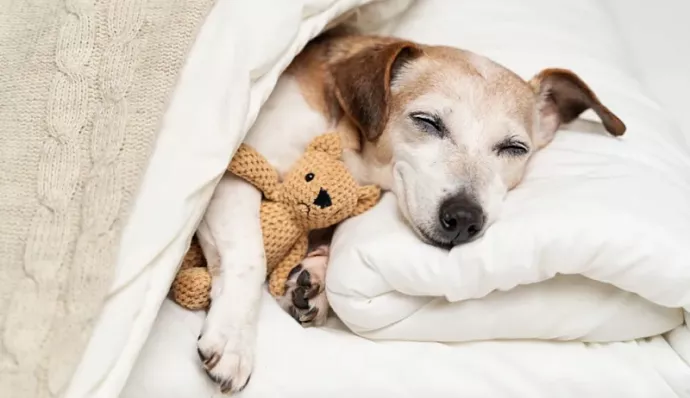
[170,133,381,309]
[0,0,215,396]
[235,133,381,296]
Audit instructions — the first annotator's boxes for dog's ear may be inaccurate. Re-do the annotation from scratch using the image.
[529,68,626,148]
[332,41,422,141]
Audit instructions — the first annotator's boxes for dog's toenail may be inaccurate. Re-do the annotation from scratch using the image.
[220,379,233,394]
[297,270,311,287]
[300,307,318,323]
[288,264,303,279]
[242,375,252,390]
[292,287,309,309]
[203,353,221,370]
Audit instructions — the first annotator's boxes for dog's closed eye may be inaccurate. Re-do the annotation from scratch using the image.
[493,136,530,157]
[410,112,447,137]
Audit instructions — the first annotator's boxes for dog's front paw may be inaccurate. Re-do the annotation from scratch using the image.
[197,317,254,394]
[278,245,331,326]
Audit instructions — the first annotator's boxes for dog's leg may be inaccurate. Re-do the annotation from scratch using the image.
[276,245,331,327]
[196,174,264,394]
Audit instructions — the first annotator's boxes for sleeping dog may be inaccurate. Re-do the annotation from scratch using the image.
[194,28,625,393]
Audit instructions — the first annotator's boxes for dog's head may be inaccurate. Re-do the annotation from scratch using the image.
[331,40,625,248]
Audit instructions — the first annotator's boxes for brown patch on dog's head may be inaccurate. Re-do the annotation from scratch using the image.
[330,41,423,141]
[529,68,626,147]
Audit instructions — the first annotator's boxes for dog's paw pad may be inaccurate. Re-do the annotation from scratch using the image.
[279,265,329,327]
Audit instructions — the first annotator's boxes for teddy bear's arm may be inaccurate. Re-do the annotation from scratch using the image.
[267,233,308,297]
[353,185,381,216]
[228,143,280,197]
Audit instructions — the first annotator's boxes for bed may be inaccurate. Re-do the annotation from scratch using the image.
[64,0,690,397]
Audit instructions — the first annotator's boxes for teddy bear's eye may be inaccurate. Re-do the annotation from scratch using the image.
[305,173,315,182]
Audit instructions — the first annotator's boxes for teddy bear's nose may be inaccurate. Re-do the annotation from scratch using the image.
[313,188,332,209]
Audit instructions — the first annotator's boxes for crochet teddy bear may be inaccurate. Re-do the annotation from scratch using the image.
[170,132,381,310]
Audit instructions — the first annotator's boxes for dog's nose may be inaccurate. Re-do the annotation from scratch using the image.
[438,194,484,245]
[313,188,332,209]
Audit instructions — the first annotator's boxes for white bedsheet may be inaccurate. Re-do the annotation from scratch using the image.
[123,295,690,398]
[120,0,690,397]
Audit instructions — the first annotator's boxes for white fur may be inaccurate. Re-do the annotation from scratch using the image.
[389,95,524,242]
[197,77,333,392]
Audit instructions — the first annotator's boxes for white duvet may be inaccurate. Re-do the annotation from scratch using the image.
[64,0,402,397]
[88,0,690,397]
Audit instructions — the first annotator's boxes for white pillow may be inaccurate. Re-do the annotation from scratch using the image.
[327,0,690,342]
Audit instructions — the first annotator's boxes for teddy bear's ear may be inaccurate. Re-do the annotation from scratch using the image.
[306,133,342,159]
[353,185,381,217]
[228,143,279,197]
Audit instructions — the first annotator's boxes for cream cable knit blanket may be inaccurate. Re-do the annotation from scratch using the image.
[0,0,215,396]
